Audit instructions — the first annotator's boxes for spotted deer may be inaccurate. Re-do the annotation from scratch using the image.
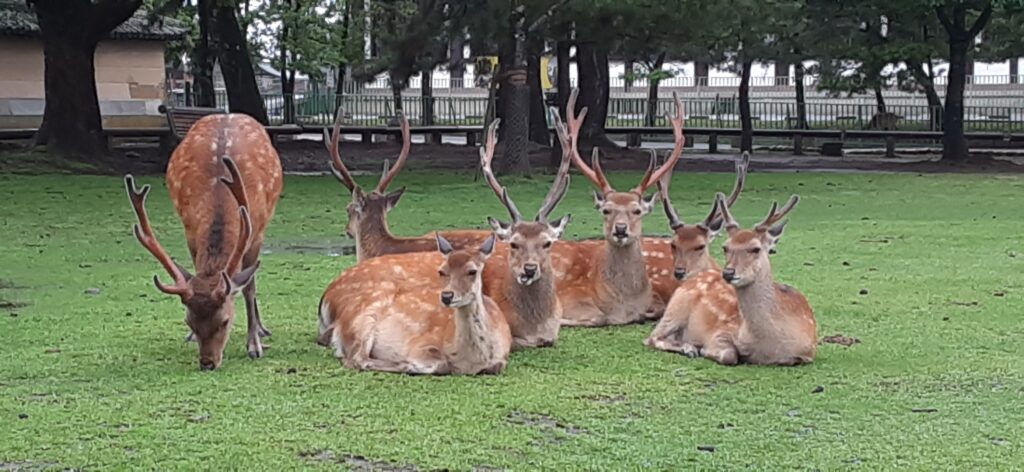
[318,120,572,349]
[324,108,485,260]
[644,153,748,364]
[125,114,283,370]
[550,92,684,327]
[323,234,511,374]
[716,192,817,366]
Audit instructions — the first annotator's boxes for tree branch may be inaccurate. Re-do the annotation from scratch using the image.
[967,2,993,38]
[934,5,954,33]
[92,0,143,39]
[527,0,570,34]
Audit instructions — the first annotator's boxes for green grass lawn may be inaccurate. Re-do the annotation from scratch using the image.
[1,169,1022,470]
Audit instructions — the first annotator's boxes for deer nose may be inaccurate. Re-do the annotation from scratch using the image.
[199,359,216,371]
[674,268,686,280]
[614,224,628,236]
[523,264,538,277]
[722,268,736,282]
[440,291,455,306]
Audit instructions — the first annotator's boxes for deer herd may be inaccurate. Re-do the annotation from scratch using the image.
[124,89,817,373]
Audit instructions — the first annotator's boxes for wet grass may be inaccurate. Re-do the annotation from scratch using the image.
[1,169,1022,469]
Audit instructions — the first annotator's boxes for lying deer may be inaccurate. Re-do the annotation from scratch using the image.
[644,153,748,365]
[318,120,572,349]
[323,109,484,260]
[715,192,817,366]
[125,114,283,370]
[322,233,511,375]
[550,93,684,327]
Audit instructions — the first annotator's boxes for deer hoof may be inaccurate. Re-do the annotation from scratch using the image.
[247,345,264,359]
[258,327,272,338]
[680,344,700,358]
[184,332,196,342]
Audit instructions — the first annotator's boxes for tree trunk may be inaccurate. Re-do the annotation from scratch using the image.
[31,0,142,159]
[421,69,434,125]
[873,83,887,113]
[576,41,614,147]
[449,31,466,88]
[644,52,666,127]
[775,61,790,86]
[942,38,970,161]
[335,64,346,109]
[527,43,548,146]
[499,5,531,176]
[695,61,710,87]
[213,4,268,124]
[280,22,295,124]
[389,71,404,115]
[909,60,943,131]
[193,0,216,108]
[794,62,808,129]
[555,40,571,118]
[623,58,634,92]
[1011,58,1020,85]
[738,58,753,153]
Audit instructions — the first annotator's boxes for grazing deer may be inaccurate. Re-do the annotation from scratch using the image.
[644,153,749,365]
[324,109,485,260]
[323,233,512,375]
[550,92,684,327]
[715,192,817,366]
[125,114,283,370]
[318,120,572,349]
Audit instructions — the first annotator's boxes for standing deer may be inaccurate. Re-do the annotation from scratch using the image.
[550,92,684,327]
[715,192,817,366]
[324,109,486,260]
[318,120,573,349]
[323,233,512,375]
[644,153,748,365]
[125,114,283,370]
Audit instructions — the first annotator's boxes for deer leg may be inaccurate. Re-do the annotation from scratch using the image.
[247,274,271,338]
[243,279,264,359]
[700,334,739,366]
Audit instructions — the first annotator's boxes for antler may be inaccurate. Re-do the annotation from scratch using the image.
[655,151,684,230]
[537,105,580,222]
[755,195,800,232]
[375,112,411,193]
[478,119,523,222]
[124,175,192,297]
[714,192,739,232]
[559,89,612,194]
[324,107,359,192]
[700,152,749,227]
[219,158,254,274]
[633,92,685,194]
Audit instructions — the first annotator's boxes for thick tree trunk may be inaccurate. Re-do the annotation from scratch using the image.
[909,60,943,131]
[738,58,753,153]
[943,38,970,162]
[193,0,216,108]
[499,5,531,176]
[555,40,571,117]
[695,61,710,87]
[214,5,268,124]
[794,63,808,129]
[527,43,548,146]
[449,32,466,88]
[421,69,434,126]
[280,24,295,124]
[576,41,614,147]
[335,64,346,109]
[389,71,404,115]
[873,83,887,113]
[644,52,666,127]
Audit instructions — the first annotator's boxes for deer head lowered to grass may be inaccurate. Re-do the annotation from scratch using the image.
[715,191,817,366]
[645,153,749,365]
[548,90,684,327]
[125,113,283,370]
[317,119,574,350]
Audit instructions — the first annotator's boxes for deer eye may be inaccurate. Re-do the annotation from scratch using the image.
[694,244,706,251]
[467,269,478,277]
[510,243,520,250]
[750,247,761,254]
[632,209,642,215]
[670,242,677,250]
[722,246,729,254]
[543,241,552,249]
[438,270,448,277]
[221,319,230,328]
[601,209,611,215]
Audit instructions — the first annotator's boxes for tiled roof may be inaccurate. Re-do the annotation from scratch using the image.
[0,0,187,41]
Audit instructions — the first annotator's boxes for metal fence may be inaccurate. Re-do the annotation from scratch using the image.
[167,92,1024,132]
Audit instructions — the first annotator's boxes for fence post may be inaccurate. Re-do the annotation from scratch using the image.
[708,134,718,154]
[793,134,803,155]
[885,135,896,157]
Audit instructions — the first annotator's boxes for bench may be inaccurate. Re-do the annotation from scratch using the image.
[158,105,225,143]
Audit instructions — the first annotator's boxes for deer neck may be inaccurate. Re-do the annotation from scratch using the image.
[504,266,557,324]
[354,214,402,260]
[195,204,235,275]
[452,297,501,361]
[602,240,649,294]
[735,272,781,337]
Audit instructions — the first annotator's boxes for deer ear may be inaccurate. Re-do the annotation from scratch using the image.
[479,233,496,257]
[547,214,571,239]
[436,232,454,255]
[173,260,194,281]
[228,261,260,295]
[487,217,513,240]
[351,187,367,208]
[593,190,605,208]
[384,187,406,211]
[701,217,724,238]
[761,220,788,253]
[641,193,658,214]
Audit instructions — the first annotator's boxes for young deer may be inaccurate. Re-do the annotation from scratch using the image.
[317,120,572,349]
[716,192,817,366]
[644,153,749,364]
[550,92,684,327]
[324,108,485,260]
[323,234,512,375]
[125,114,283,370]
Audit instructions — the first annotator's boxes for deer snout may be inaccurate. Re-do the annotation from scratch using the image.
[674,268,686,280]
[722,268,737,283]
[522,263,538,278]
[613,223,628,236]
[440,291,455,306]
[199,358,217,371]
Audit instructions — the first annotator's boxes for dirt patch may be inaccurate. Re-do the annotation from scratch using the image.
[820,334,861,347]
[506,411,585,446]
[299,450,417,471]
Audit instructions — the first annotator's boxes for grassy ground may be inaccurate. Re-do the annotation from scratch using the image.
[1,169,1022,470]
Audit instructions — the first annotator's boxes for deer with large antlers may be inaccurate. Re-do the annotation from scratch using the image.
[323,233,512,375]
[548,91,684,326]
[324,109,485,260]
[714,191,817,366]
[318,119,573,349]
[125,114,283,370]
[644,153,749,364]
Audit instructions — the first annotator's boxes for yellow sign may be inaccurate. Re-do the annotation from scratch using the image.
[473,56,555,90]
